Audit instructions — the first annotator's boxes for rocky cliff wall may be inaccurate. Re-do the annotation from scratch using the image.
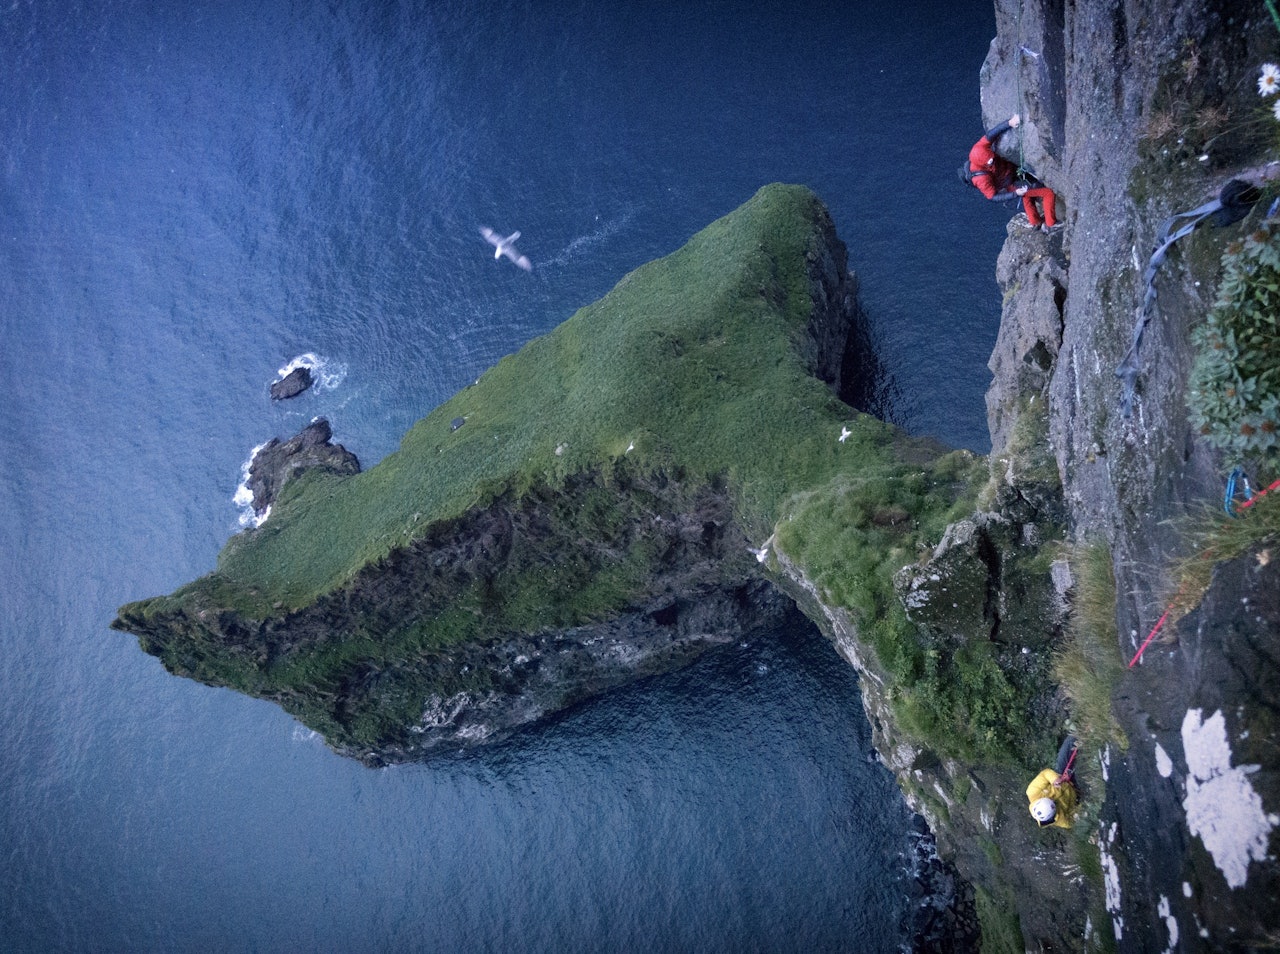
[980,0,1280,948]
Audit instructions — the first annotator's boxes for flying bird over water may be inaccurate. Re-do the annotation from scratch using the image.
[479,227,533,271]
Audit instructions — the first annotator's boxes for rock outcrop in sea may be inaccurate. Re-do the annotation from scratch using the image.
[112,0,1280,946]
[244,417,359,516]
[270,365,313,400]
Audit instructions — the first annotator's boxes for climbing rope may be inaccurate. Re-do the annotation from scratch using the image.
[1117,180,1262,418]
[1128,605,1174,668]
[1014,3,1027,174]
[1237,477,1280,512]
[1061,743,1078,781]
[1116,199,1226,417]
[1128,475,1279,666]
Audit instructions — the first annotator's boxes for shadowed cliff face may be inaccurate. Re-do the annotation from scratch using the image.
[982,0,1280,947]
[117,465,789,765]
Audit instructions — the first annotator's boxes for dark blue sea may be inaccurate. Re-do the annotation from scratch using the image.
[0,1,1005,951]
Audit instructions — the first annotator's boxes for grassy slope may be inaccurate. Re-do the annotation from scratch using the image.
[121,183,1008,756]
[157,184,934,615]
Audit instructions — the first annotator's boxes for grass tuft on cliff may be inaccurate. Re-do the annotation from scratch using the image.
[1052,541,1128,755]
[769,451,1047,763]
[1168,481,1280,623]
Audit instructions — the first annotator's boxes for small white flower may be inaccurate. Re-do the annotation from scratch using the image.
[1272,98,1280,122]
[1260,63,1280,96]
[838,426,852,443]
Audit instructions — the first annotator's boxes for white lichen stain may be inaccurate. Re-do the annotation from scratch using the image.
[1181,708,1277,889]
[1157,894,1179,952]
[1101,822,1123,941]
[1154,741,1173,778]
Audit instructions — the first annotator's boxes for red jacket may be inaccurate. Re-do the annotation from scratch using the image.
[968,122,1018,200]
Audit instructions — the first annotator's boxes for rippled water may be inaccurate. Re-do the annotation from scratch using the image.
[0,0,1001,950]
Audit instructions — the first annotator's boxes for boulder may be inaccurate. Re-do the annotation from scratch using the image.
[270,366,313,400]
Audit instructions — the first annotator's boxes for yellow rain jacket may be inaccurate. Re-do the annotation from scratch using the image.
[1026,769,1078,829]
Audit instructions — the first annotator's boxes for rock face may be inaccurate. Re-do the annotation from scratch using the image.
[979,0,1280,947]
[270,366,313,400]
[244,418,360,515]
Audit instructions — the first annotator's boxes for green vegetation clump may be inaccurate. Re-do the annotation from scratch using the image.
[1052,542,1127,755]
[1168,485,1280,623]
[1188,221,1280,459]
[974,886,1025,954]
[773,450,1053,763]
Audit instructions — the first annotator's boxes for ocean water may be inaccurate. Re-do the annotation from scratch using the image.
[0,1,1003,951]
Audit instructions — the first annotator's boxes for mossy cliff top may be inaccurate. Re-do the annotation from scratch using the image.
[114,184,1002,764]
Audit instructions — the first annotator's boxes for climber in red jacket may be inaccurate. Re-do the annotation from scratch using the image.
[967,113,1061,232]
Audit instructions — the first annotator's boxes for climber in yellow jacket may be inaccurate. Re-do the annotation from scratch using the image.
[1027,736,1079,829]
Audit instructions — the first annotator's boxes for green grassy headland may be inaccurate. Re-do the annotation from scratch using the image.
[117,183,1041,760]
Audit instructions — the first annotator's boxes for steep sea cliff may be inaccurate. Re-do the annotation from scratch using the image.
[113,1,1280,948]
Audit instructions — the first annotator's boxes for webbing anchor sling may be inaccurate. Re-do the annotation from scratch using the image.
[1115,181,1260,418]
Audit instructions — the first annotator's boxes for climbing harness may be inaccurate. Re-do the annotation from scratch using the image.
[1116,180,1261,418]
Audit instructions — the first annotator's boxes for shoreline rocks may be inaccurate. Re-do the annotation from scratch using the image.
[244,418,359,515]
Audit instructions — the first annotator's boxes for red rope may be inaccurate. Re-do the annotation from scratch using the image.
[1062,744,1078,781]
[1129,478,1276,667]
[1237,478,1280,511]
[1128,608,1171,668]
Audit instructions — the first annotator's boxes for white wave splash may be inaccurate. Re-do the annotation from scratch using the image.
[543,210,635,267]
[234,441,272,528]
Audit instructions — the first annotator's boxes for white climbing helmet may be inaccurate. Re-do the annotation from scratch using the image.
[1031,797,1057,825]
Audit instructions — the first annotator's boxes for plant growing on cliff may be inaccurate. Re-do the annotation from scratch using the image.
[1168,484,1280,627]
[1051,543,1127,754]
[1187,222,1280,459]
[774,453,1054,764]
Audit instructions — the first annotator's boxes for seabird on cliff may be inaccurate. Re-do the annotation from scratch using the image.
[839,426,852,443]
[479,227,533,271]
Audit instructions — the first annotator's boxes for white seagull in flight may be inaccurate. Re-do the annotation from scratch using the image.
[479,227,533,271]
